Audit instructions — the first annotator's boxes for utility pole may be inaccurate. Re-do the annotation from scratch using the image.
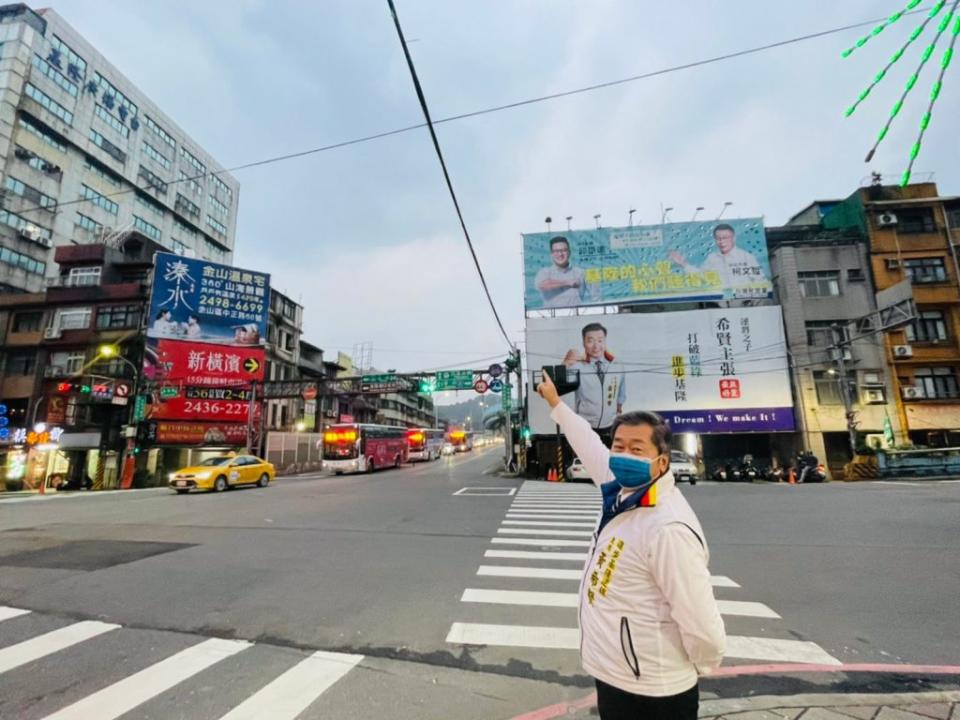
[831,324,859,457]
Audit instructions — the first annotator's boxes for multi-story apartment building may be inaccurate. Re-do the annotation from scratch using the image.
[264,289,303,432]
[823,182,960,448]
[0,4,238,294]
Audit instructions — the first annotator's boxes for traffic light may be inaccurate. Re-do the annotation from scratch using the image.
[418,378,435,394]
[521,426,531,440]
[504,352,519,372]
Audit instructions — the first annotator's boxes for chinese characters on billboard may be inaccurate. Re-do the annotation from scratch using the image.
[144,253,270,432]
[522,218,772,310]
[526,307,794,435]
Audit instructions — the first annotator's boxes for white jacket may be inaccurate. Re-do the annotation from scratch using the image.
[550,402,726,697]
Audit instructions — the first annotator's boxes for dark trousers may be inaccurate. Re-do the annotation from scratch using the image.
[595,680,698,720]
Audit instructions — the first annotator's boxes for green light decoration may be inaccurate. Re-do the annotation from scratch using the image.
[843,0,960,185]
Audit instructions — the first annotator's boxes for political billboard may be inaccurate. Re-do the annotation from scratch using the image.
[522,218,772,310]
[526,306,794,435]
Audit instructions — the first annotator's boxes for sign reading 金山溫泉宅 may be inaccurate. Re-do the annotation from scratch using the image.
[144,253,270,426]
[522,218,772,311]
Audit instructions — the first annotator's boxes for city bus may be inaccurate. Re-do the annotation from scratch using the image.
[322,424,408,475]
[448,429,474,453]
[406,428,444,462]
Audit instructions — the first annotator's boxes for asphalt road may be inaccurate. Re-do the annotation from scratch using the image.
[1,451,958,719]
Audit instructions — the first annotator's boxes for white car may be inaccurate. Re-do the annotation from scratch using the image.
[565,458,591,482]
[670,450,700,485]
[441,443,455,456]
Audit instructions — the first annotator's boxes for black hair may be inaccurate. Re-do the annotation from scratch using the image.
[581,322,607,338]
[713,223,735,238]
[155,309,170,319]
[188,314,199,322]
[550,236,570,251]
[610,410,672,456]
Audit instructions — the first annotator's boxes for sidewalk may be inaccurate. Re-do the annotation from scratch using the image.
[518,691,960,719]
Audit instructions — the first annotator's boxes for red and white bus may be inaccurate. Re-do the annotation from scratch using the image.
[406,428,444,462]
[322,424,408,474]
[448,429,474,453]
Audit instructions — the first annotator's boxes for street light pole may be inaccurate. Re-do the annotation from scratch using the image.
[97,345,140,489]
[830,325,858,457]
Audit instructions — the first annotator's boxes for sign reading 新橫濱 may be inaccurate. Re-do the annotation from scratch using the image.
[522,218,772,310]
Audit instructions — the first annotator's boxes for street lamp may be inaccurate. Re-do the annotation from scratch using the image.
[692,206,705,221]
[295,421,306,432]
[717,201,733,219]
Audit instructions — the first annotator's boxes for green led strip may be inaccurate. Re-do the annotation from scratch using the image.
[842,0,923,58]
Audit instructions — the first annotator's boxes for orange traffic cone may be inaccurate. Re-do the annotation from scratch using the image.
[787,468,796,484]
[547,468,557,482]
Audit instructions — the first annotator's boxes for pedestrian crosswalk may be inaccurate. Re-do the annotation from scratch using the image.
[0,606,363,719]
[445,480,842,668]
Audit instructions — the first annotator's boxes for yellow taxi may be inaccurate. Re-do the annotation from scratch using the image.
[169,454,275,494]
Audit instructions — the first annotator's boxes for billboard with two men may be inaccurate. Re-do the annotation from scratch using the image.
[522,218,772,310]
[526,307,794,435]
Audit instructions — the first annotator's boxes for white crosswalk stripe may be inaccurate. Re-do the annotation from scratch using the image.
[218,650,365,720]
[0,620,119,675]
[41,638,251,720]
[444,479,840,666]
[0,610,365,719]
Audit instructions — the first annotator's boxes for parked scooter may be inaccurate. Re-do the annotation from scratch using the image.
[796,452,827,483]
[738,454,759,482]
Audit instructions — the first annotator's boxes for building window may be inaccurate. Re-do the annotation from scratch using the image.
[18,116,67,152]
[88,128,127,164]
[94,103,129,137]
[174,218,198,240]
[898,208,936,234]
[133,215,161,241]
[798,271,840,298]
[32,53,78,96]
[5,349,36,376]
[903,257,947,284]
[178,170,203,197]
[144,115,175,151]
[0,246,45,275]
[142,140,171,169]
[84,158,121,186]
[49,350,86,375]
[24,82,73,124]
[847,268,865,282]
[17,145,62,176]
[55,307,92,330]
[948,205,960,229]
[135,192,165,218]
[913,367,960,399]
[805,321,846,347]
[206,216,227,237]
[138,165,168,195]
[813,370,858,406]
[906,310,948,343]
[13,311,42,332]
[4,176,57,210]
[211,174,233,204]
[209,195,230,222]
[96,303,140,329]
[66,266,101,287]
[76,212,104,234]
[179,146,206,176]
[50,34,87,80]
[172,238,188,255]
[175,193,200,220]
[80,184,119,215]
[204,238,227,262]
[92,72,138,119]
[0,209,52,243]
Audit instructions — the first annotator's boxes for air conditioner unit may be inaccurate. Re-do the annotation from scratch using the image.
[43,326,61,339]
[893,344,914,358]
[863,388,886,404]
[877,212,898,227]
[885,258,901,270]
[19,226,38,241]
[902,385,925,399]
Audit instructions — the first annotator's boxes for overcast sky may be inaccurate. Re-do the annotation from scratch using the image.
[53,0,960,400]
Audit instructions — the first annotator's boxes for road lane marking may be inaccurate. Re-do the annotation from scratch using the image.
[477,565,583,580]
[0,606,31,623]
[461,588,577,608]
[446,622,579,649]
[41,638,251,720]
[509,502,603,507]
[725,636,841,665]
[491,537,592,548]
[0,621,119,675]
[506,511,600,518]
[716,600,780,618]
[507,507,600,513]
[485,549,588,561]
[711,575,741,588]
[497,528,594,537]
[501,520,596,528]
[217,650,364,720]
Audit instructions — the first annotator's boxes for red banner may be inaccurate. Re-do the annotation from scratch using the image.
[145,340,264,387]
[148,386,252,422]
[153,421,249,446]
